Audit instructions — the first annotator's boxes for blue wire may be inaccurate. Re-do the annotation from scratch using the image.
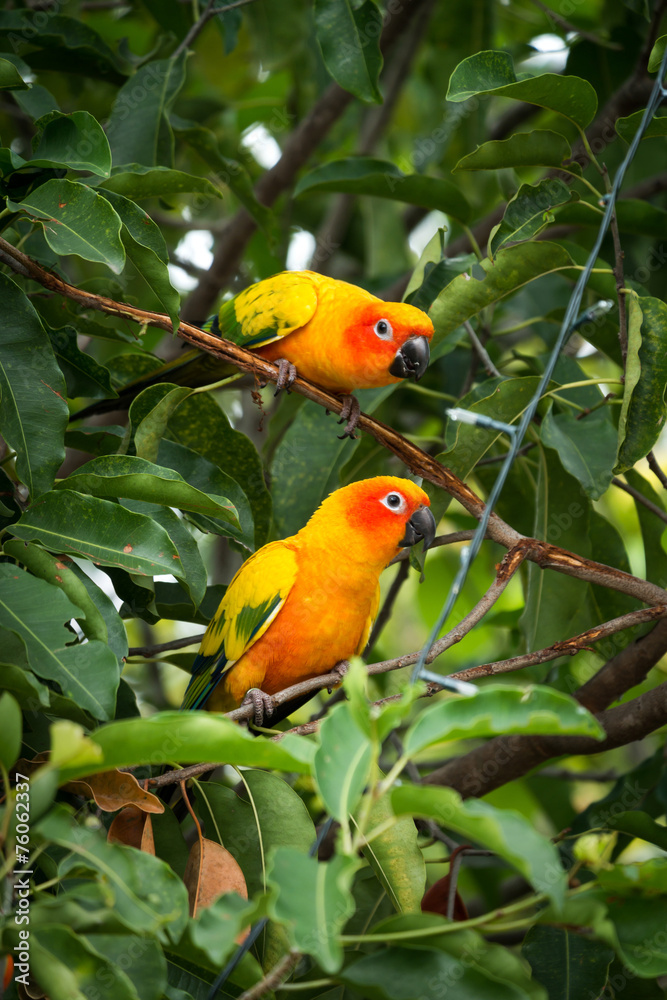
[412,42,667,686]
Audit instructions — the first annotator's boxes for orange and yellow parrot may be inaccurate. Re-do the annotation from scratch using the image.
[181,476,436,721]
[74,271,433,433]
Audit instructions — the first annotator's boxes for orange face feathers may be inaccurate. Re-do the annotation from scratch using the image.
[299,476,434,571]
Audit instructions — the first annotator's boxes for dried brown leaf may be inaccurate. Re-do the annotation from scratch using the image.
[183,837,248,917]
[64,769,164,813]
[107,805,155,854]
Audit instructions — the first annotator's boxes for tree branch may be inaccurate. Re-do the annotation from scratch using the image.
[424,681,667,797]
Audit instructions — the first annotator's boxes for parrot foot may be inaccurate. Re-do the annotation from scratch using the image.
[336,395,361,439]
[242,687,275,727]
[274,358,298,396]
[327,660,349,693]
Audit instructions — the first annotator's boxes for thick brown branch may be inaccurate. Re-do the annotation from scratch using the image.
[424,681,667,798]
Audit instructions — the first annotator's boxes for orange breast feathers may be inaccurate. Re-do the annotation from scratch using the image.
[181,476,436,714]
[227,271,434,394]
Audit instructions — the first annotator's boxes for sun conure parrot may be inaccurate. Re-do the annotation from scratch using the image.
[74,271,434,435]
[181,476,437,723]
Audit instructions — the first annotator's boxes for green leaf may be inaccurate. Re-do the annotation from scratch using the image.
[520,447,593,650]
[447,51,597,129]
[2,539,110,645]
[0,692,22,769]
[158,439,254,550]
[626,470,666,586]
[295,156,471,224]
[313,702,373,824]
[99,189,181,329]
[174,118,275,235]
[359,793,426,914]
[404,685,603,757]
[314,0,383,103]
[271,386,392,536]
[0,12,129,84]
[132,385,193,463]
[106,54,187,167]
[84,933,167,1000]
[649,33,667,71]
[57,454,239,524]
[12,490,186,579]
[606,811,667,851]
[31,110,111,176]
[429,242,576,345]
[605,893,667,977]
[490,179,572,257]
[195,771,315,898]
[522,926,614,1000]
[8,178,125,274]
[541,408,616,500]
[176,894,257,970]
[0,56,29,89]
[392,784,566,908]
[454,130,573,171]
[121,500,207,609]
[15,925,137,1000]
[46,324,116,400]
[0,273,68,498]
[268,850,358,973]
[99,164,225,202]
[616,109,667,143]
[55,712,316,784]
[615,293,667,472]
[437,376,542,486]
[0,564,118,720]
[168,392,272,549]
[36,804,189,943]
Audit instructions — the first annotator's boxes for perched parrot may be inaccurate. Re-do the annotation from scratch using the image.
[181,476,437,722]
[74,270,434,434]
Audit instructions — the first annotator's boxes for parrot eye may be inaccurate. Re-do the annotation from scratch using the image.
[380,492,406,513]
[374,318,393,341]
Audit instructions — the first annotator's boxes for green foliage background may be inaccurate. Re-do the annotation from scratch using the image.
[0,0,667,998]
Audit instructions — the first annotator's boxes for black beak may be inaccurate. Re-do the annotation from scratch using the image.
[399,506,436,549]
[388,336,430,381]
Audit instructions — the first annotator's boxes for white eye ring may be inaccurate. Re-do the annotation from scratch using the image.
[374,318,393,341]
[380,491,406,513]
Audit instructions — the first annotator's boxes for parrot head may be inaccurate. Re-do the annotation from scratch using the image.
[348,301,433,388]
[307,476,436,570]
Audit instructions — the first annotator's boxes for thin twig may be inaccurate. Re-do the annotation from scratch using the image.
[451,604,667,684]
[173,0,258,59]
[603,165,629,365]
[647,450,667,489]
[447,848,467,921]
[367,560,410,650]
[528,0,622,48]
[127,633,204,658]
[464,320,502,379]
[237,951,301,1000]
[612,477,667,524]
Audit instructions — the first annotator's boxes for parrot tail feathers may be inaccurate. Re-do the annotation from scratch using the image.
[181,651,234,711]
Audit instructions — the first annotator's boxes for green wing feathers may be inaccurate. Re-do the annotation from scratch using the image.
[181,542,298,710]
[216,272,319,348]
